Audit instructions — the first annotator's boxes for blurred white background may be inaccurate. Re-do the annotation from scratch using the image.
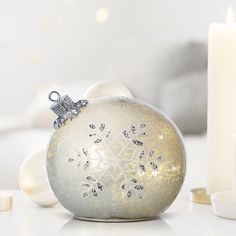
[0,0,234,115]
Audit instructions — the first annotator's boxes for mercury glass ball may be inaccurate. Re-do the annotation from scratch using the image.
[19,151,58,207]
[47,96,186,222]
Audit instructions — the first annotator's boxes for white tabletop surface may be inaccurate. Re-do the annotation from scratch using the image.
[0,190,236,236]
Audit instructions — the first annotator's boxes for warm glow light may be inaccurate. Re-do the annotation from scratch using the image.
[96,7,109,23]
[31,50,43,64]
[152,171,158,177]
[227,7,234,24]
[40,18,52,30]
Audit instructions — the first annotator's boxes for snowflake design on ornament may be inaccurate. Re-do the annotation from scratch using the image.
[81,176,105,198]
[68,122,165,201]
[121,178,144,200]
[88,123,111,144]
[147,150,164,171]
[68,148,91,171]
[122,123,146,146]
[133,150,164,173]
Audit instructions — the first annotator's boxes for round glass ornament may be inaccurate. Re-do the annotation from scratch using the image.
[47,91,186,222]
[19,150,58,207]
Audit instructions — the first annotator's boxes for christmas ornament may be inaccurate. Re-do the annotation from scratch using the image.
[47,91,185,222]
[19,151,58,207]
[83,81,133,99]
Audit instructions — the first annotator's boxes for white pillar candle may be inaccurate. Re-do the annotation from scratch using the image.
[233,135,236,194]
[207,7,236,194]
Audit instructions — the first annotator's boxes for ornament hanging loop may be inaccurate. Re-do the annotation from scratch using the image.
[48,91,61,102]
[48,90,88,129]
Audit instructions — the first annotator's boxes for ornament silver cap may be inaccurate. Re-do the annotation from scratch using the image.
[48,91,88,129]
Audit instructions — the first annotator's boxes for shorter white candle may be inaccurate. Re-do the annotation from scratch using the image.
[0,192,13,211]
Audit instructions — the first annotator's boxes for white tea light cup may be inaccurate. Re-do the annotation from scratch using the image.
[0,192,13,211]
[211,191,236,220]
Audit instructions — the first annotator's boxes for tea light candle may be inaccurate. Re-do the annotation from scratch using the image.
[0,192,13,211]
[207,7,236,194]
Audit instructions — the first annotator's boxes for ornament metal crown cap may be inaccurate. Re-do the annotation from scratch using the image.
[48,91,88,129]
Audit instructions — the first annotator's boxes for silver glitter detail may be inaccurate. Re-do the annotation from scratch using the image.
[48,91,88,129]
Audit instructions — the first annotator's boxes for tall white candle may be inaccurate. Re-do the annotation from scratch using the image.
[207,8,236,194]
[233,135,236,194]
